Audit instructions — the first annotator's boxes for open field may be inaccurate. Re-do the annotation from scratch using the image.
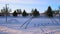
[0,16,60,34]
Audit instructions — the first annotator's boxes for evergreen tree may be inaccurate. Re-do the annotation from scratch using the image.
[59,6,60,17]
[46,6,53,17]
[32,9,40,17]
[13,10,17,17]
[22,10,28,16]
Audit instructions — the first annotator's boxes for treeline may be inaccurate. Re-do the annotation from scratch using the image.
[7,8,40,17]
[0,6,59,17]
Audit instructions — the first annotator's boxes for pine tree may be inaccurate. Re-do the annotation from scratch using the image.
[46,6,53,17]
[32,9,40,17]
[13,10,17,17]
[22,10,28,16]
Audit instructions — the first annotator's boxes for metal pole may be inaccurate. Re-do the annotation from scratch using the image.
[5,4,8,23]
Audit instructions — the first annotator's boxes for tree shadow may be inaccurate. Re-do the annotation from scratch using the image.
[7,19,20,24]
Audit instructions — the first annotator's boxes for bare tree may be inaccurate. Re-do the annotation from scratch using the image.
[1,4,11,23]
[16,9,22,16]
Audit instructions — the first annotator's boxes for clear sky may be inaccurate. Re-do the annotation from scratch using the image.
[0,0,60,13]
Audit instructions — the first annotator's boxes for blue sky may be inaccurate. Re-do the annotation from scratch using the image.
[0,0,60,13]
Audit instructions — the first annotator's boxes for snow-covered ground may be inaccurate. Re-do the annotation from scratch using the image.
[0,16,60,34]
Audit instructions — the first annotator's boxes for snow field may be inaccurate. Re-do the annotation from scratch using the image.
[0,16,60,34]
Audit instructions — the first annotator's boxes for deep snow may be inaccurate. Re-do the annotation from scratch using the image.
[0,16,60,34]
